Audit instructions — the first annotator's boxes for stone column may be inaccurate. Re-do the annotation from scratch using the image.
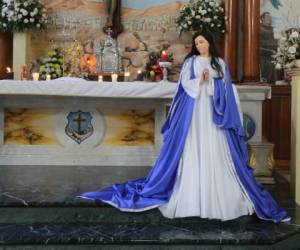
[287,68,300,205]
[242,0,260,82]
[13,32,30,80]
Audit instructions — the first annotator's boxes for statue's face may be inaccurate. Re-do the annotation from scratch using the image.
[262,14,272,26]
[195,35,210,56]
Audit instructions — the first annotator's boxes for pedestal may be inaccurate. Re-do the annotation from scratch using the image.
[13,32,30,80]
[287,68,300,206]
[248,141,275,184]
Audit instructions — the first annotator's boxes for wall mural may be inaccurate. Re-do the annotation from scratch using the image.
[27,0,191,82]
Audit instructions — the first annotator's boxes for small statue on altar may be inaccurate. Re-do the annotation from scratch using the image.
[95,28,123,74]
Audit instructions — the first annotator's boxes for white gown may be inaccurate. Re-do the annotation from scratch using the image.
[159,56,255,221]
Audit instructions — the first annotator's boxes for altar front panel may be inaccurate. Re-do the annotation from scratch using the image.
[4,108,155,146]
[0,95,164,166]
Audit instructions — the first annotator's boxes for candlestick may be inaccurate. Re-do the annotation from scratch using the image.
[46,74,51,81]
[5,67,14,79]
[111,73,118,82]
[160,50,168,62]
[32,72,40,81]
[136,70,143,81]
[98,75,103,82]
[158,61,172,82]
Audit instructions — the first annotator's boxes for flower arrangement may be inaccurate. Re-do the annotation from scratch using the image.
[0,0,47,32]
[39,49,63,80]
[144,44,174,81]
[176,0,226,35]
[273,29,300,69]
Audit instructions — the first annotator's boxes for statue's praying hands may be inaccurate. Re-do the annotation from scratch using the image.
[202,68,209,83]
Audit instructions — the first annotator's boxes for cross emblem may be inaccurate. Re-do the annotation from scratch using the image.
[73,110,87,135]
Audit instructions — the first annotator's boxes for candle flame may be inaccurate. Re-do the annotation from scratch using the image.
[6,67,11,73]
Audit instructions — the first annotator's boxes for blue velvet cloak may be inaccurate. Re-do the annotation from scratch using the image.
[79,56,290,222]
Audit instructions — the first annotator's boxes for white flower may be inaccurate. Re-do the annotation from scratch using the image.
[209,1,215,6]
[211,23,215,27]
[30,12,35,17]
[24,18,29,23]
[207,8,211,12]
[36,23,40,28]
[214,16,218,19]
[23,2,28,7]
[8,10,14,17]
[288,46,297,54]
[204,17,211,23]
[3,23,7,27]
[280,36,287,42]
[30,18,35,23]
[291,31,299,38]
[191,10,195,16]
[196,15,201,19]
[275,63,282,69]
[18,14,22,19]
[21,9,28,16]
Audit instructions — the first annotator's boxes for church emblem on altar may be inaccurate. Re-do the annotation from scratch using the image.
[243,113,256,141]
[65,111,94,144]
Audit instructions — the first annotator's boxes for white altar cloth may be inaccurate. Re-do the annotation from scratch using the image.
[0,78,176,99]
[0,78,271,100]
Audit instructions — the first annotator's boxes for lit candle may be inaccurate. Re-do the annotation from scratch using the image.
[6,67,14,79]
[32,72,39,81]
[46,74,51,81]
[160,50,168,62]
[136,70,143,81]
[111,73,118,82]
[98,75,103,82]
[124,71,130,82]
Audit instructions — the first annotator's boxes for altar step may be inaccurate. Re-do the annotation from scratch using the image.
[0,205,299,250]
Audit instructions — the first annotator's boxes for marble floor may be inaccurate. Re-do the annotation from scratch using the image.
[0,171,299,250]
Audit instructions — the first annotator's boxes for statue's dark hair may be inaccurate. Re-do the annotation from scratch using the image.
[184,31,223,77]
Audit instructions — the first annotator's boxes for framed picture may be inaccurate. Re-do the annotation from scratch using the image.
[260,0,300,83]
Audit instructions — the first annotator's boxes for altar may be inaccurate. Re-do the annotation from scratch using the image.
[0,79,271,204]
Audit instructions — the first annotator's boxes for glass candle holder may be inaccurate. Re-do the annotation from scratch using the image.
[124,72,130,82]
[32,72,39,81]
[111,73,118,82]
